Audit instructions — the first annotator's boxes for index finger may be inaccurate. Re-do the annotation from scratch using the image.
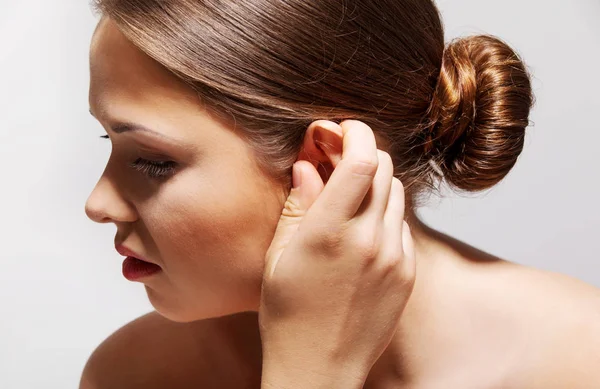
[308,120,380,224]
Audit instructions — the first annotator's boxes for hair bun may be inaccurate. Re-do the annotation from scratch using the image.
[424,34,534,192]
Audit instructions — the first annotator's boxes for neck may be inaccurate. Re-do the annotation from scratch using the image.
[363,211,461,388]
[209,211,467,388]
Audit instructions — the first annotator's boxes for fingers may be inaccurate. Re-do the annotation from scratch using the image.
[400,220,416,286]
[286,160,325,213]
[265,161,325,279]
[380,178,407,262]
[378,178,415,287]
[353,149,395,223]
[309,120,380,224]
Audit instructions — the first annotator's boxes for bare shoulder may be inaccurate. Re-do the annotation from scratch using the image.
[466,259,600,388]
[79,311,262,389]
[79,311,213,389]
[512,265,600,388]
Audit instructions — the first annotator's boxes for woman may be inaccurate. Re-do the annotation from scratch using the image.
[80,0,600,388]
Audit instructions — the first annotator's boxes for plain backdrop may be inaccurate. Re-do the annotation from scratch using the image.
[0,0,598,388]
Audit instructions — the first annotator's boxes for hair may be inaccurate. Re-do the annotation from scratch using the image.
[91,0,534,209]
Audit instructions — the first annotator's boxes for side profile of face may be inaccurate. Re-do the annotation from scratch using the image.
[86,17,291,322]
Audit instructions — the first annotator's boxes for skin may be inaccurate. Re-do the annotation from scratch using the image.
[86,17,289,322]
[82,17,600,389]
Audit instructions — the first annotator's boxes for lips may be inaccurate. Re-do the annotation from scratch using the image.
[115,243,158,266]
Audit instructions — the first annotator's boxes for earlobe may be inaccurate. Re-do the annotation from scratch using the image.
[297,120,344,183]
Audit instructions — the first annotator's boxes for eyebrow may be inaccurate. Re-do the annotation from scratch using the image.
[89,108,181,143]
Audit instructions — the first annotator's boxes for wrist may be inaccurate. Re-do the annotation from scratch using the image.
[261,358,367,389]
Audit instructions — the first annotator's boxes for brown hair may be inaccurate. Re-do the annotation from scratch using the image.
[91,0,534,208]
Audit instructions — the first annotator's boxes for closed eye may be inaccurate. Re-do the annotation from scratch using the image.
[98,134,177,179]
[129,158,177,179]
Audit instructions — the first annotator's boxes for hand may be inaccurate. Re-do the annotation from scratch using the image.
[259,120,416,388]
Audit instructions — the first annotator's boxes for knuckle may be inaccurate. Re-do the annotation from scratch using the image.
[379,250,415,287]
[377,150,393,167]
[307,224,347,255]
[281,196,304,218]
[352,225,382,261]
[386,251,404,268]
[357,241,379,262]
[380,253,402,276]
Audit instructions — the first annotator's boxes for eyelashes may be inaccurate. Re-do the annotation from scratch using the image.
[99,134,177,179]
[129,158,177,179]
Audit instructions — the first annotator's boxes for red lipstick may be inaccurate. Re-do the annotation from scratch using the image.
[115,244,161,281]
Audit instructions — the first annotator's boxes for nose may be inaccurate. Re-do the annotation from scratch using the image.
[85,173,138,224]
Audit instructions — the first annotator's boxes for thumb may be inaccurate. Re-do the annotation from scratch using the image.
[264,160,325,278]
[285,160,325,215]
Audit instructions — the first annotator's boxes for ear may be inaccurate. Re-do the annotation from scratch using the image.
[297,120,344,183]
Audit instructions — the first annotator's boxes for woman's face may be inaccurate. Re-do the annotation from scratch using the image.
[86,18,288,322]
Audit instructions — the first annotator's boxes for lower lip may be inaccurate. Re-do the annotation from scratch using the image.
[122,256,162,281]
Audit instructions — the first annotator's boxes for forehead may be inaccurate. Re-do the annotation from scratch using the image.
[88,17,199,118]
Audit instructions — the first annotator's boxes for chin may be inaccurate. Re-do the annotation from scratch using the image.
[144,285,260,323]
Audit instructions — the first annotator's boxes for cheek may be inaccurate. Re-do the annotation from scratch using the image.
[142,167,283,286]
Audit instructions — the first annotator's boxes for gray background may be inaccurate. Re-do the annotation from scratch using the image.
[0,0,598,388]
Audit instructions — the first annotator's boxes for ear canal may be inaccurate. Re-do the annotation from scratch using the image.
[298,120,344,184]
[314,139,330,153]
[316,160,334,184]
[314,136,343,168]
